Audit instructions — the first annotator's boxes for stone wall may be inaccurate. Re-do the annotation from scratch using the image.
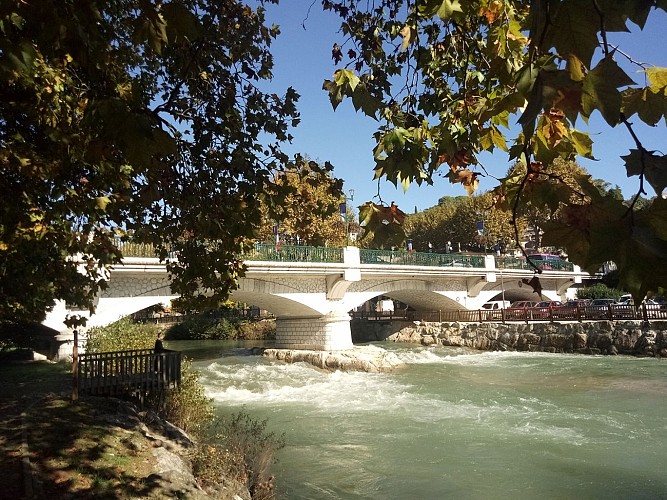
[352,319,667,357]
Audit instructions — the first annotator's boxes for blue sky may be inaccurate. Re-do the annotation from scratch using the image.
[259,3,667,212]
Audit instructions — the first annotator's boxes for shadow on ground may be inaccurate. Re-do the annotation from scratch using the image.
[0,362,171,499]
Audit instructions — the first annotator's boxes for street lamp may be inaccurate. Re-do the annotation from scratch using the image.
[340,188,355,246]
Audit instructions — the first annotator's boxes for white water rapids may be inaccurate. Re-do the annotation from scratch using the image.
[187,342,667,499]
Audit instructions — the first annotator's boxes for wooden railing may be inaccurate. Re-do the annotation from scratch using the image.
[77,348,181,396]
[351,304,667,323]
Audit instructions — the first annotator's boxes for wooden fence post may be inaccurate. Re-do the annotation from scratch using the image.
[71,329,79,402]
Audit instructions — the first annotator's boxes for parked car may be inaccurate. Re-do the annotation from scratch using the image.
[589,298,616,306]
[564,299,590,307]
[616,294,633,304]
[510,300,540,308]
[505,300,539,320]
[481,300,511,320]
[536,300,562,307]
[555,299,590,319]
[532,300,562,319]
[586,298,617,319]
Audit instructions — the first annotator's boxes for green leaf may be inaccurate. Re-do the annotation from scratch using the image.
[322,79,343,111]
[480,126,508,152]
[566,54,585,82]
[582,56,635,126]
[644,197,667,240]
[333,69,359,91]
[518,75,544,140]
[515,63,538,96]
[436,0,462,20]
[570,129,594,159]
[622,149,667,195]
[350,81,382,118]
[161,2,203,42]
[543,0,603,66]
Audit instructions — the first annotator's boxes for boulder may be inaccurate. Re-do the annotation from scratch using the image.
[263,345,406,373]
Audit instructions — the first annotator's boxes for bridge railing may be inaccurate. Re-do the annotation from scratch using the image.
[113,239,160,258]
[112,238,578,273]
[496,256,575,272]
[78,348,181,396]
[359,249,486,268]
[351,303,667,323]
[242,243,344,263]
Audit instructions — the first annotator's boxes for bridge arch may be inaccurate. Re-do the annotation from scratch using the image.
[341,279,464,312]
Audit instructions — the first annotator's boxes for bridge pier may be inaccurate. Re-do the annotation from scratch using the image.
[275,314,354,351]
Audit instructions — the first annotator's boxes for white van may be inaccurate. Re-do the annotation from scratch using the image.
[482,300,511,310]
[617,294,632,304]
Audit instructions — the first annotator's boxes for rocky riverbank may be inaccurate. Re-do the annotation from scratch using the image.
[354,319,667,357]
[262,344,405,372]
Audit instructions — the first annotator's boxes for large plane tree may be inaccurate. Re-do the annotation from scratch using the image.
[323,0,667,302]
[0,0,302,325]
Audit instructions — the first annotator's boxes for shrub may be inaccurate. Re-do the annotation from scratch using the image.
[191,409,285,499]
[85,317,158,353]
[576,284,624,301]
[237,319,276,340]
[204,318,237,339]
[164,316,211,340]
[165,316,237,340]
[160,357,215,435]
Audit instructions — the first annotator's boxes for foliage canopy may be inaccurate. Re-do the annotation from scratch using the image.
[256,157,348,246]
[323,0,667,302]
[0,0,299,325]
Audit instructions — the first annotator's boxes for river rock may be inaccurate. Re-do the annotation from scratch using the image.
[262,345,405,372]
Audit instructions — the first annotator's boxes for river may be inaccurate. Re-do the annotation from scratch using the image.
[175,340,667,499]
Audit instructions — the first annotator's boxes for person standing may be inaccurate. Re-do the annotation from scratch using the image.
[154,332,165,353]
[154,332,165,375]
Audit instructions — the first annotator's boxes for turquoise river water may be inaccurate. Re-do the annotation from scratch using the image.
[175,340,667,500]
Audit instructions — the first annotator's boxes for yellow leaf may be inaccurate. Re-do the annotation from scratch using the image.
[566,54,586,82]
[646,67,667,90]
[399,25,414,51]
[95,196,111,211]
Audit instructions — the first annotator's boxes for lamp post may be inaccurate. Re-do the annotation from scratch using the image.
[340,188,355,246]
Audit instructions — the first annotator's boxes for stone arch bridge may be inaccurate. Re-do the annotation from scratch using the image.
[44,245,586,351]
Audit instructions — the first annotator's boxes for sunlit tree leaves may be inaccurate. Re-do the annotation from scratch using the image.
[358,201,407,249]
[255,157,346,246]
[323,0,667,301]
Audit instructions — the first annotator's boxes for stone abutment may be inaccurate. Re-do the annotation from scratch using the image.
[351,319,667,357]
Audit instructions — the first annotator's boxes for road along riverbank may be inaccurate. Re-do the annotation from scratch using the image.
[352,319,667,357]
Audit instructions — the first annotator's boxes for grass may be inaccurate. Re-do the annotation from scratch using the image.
[0,361,170,498]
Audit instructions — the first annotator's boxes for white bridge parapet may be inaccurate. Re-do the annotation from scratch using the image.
[43,247,586,352]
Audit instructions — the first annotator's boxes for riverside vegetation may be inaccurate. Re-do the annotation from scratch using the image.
[0,316,282,499]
